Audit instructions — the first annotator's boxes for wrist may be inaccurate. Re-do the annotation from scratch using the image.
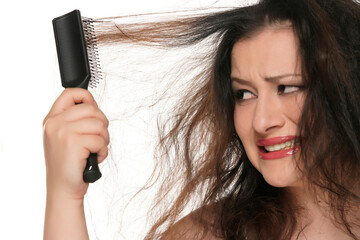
[44,191,88,240]
[46,176,88,202]
[46,188,85,205]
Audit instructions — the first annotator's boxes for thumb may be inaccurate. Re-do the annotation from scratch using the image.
[43,88,97,125]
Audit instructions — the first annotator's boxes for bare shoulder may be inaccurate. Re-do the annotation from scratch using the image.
[161,204,223,240]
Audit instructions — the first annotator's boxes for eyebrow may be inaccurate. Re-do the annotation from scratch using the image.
[231,73,302,86]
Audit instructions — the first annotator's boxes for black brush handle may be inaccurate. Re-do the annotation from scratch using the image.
[83,153,102,183]
[53,10,102,183]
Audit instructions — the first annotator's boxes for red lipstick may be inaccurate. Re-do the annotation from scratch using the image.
[257,135,296,146]
[257,135,300,160]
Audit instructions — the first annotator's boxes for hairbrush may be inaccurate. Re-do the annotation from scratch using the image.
[53,10,103,183]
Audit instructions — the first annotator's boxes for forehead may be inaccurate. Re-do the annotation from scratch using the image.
[231,26,301,78]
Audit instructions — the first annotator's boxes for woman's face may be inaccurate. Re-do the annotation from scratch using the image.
[231,26,306,188]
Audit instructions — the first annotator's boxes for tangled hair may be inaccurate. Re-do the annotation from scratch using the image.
[95,0,360,239]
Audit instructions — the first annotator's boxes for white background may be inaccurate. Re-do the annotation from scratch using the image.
[0,0,254,239]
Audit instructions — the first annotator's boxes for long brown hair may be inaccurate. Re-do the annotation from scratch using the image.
[95,0,360,239]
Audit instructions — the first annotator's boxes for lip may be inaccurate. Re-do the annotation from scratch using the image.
[259,145,301,160]
[257,135,296,146]
[257,135,300,160]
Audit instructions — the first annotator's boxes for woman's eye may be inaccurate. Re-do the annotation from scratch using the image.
[233,90,256,101]
[278,85,301,94]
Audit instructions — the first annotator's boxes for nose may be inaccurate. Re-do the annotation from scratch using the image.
[252,93,285,134]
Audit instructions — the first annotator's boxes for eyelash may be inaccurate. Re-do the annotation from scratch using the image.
[233,85,304,102]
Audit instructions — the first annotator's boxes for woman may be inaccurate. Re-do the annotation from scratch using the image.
[43,0,360,239]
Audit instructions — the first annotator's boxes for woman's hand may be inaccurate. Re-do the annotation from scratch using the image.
[43,88,109,200]
[43,88,109,240]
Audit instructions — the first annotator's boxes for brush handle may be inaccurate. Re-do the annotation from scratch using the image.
[83,153,102,183]
[53,10,102,183]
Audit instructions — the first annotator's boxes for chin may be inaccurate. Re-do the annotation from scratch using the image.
[260,169,301,188]
[249,152,302,188]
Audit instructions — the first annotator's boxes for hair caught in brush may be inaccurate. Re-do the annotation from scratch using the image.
[94,0,360,239]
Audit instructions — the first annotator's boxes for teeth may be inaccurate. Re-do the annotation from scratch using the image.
[264,140,296,152]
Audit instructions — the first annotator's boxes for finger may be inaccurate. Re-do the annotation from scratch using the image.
[97,146,109,164]
[82,145,108,166]
[59,103,109,127]
[45,89,96,122]
[78,135,108,160]
[66,118,110,145]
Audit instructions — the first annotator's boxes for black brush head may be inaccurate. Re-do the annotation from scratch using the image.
[53,10,91,89]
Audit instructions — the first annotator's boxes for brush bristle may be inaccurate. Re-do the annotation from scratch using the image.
[82,17,103,88]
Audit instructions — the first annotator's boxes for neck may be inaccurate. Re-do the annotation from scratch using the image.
[285,185,360,240]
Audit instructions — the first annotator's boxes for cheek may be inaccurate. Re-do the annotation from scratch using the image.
[234,104,260,170]
[282,92,305,124]
[233,104,254,138]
